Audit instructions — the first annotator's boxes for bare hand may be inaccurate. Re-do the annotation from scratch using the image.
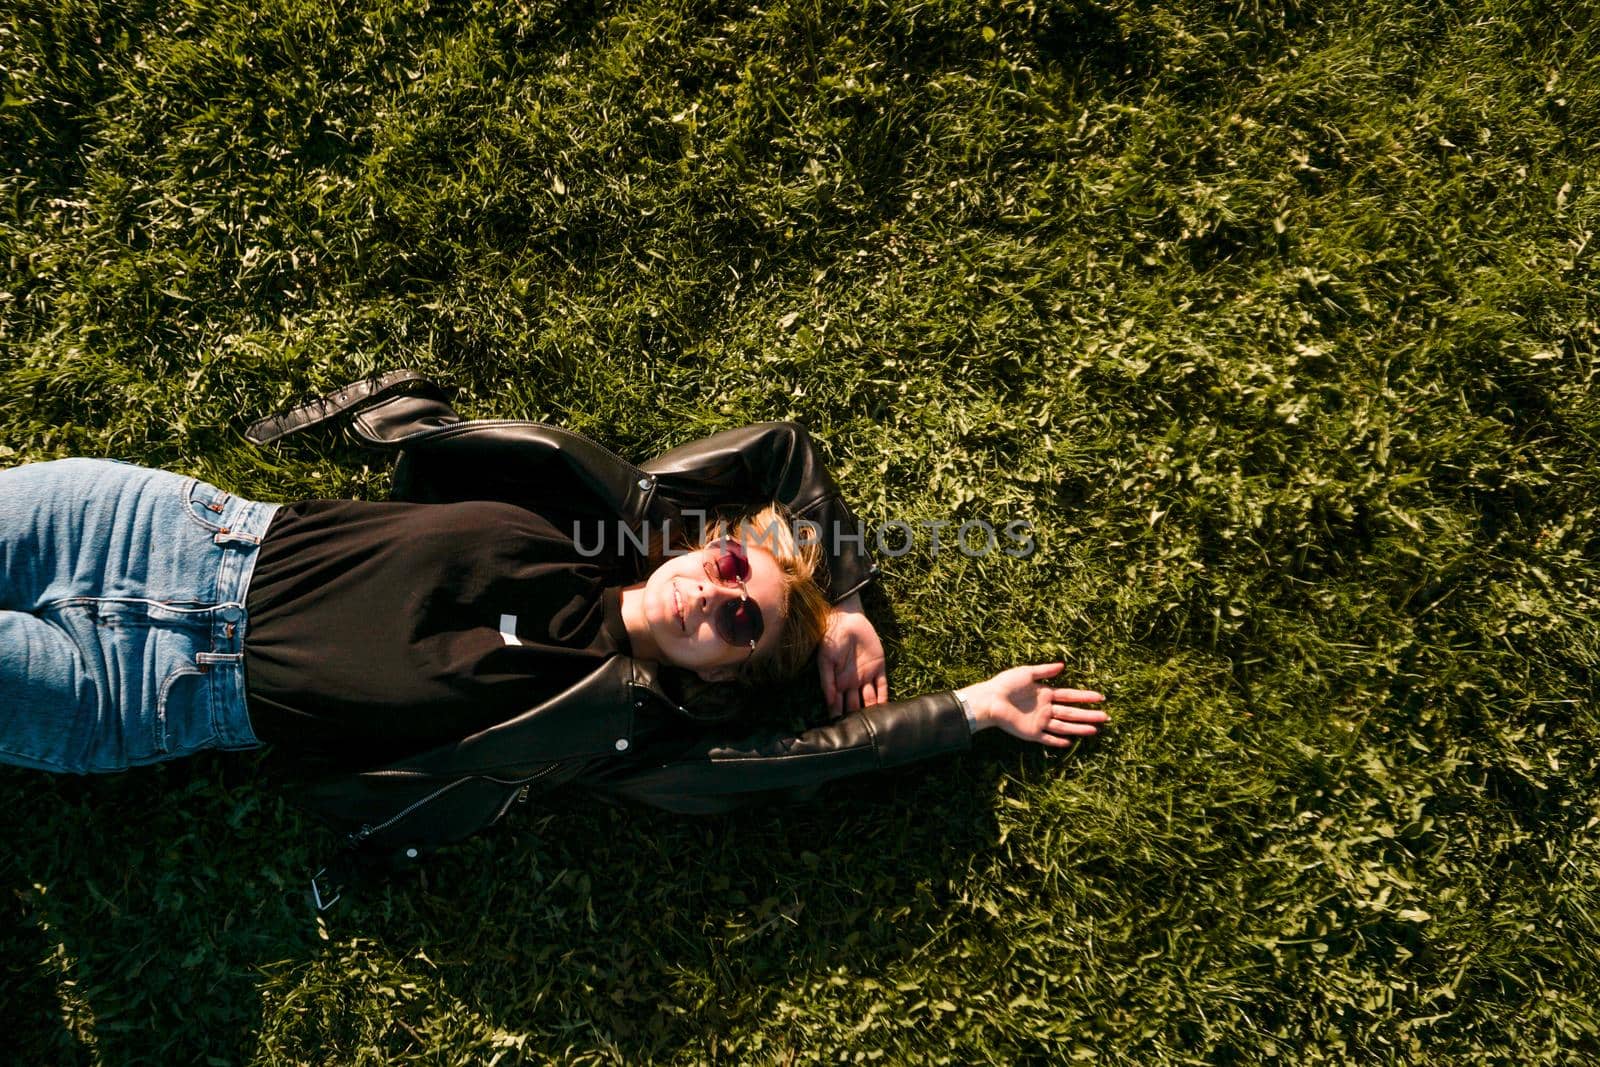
[818,595,888,719]
[956,662,1106,747]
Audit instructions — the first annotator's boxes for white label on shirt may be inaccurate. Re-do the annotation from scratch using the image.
[499,614,521,646]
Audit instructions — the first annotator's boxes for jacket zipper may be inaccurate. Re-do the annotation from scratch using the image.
[347,764,561,846]
[491,782,535,826]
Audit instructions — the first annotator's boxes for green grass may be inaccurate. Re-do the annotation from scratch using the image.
[3,0,1598,1061]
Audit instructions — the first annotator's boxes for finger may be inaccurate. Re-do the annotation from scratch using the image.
[1052,688,1105,703]
[845,687,860,714]
[875,674,888,706]
[821,664,840,715]
[1053,706,1109,722]
[1040,734,1073,748]
[1044,719,1100,737]
[1030,661,1065,682]
[860,683,874,709]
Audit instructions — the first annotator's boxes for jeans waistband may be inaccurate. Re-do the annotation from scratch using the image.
[182,479,280,749]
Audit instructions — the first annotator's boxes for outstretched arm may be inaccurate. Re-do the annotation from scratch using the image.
[954,662,1107,747]
[583,662,1106,815]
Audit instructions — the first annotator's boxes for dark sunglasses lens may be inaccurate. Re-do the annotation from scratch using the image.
[712,539,751,583]
[715,597,763,647]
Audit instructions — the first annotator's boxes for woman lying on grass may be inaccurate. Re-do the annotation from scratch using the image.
[0,374,1107,867]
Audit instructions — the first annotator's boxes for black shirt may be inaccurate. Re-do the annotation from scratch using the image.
[243,498,633,757]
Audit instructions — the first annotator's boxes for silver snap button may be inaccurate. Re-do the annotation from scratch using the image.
[614,738,629,752]
[405,848,418,859]
[637,476,652,491]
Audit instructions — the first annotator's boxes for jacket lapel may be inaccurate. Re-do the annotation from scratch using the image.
[401,654,641,776]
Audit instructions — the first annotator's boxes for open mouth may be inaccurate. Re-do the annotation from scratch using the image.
[672,582,686,632]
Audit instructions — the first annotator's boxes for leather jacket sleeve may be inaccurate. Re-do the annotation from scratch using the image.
[580,691,972,814]
[640,421,879,603]
[247,372,648,521]
[247,373,881,603]
[244,370,460,445]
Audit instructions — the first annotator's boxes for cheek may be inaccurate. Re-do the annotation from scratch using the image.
[651,582,701,660]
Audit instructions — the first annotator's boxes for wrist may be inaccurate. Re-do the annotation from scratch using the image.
[834,591,865,614]
[953,685,990,732]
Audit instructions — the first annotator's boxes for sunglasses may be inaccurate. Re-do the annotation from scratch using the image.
[702,538,764,653]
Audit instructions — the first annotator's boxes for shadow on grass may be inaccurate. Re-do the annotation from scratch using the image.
[2,754,322,1065]
[0,892,93,1066]
[1,655,1033,1062]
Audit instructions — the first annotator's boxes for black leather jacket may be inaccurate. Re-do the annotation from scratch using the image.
[244,372,972,862]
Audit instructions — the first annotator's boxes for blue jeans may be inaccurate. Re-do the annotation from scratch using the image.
[0,458,278,773]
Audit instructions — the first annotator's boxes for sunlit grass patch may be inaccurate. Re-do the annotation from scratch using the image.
[2,0,1597,1062]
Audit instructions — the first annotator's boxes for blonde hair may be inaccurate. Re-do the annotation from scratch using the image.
[698,502,833,686]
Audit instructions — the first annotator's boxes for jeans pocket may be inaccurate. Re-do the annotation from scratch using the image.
[180,477,234,535]
[155,663,211,756]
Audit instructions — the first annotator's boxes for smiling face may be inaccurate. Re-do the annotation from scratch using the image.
[639,541,788,682]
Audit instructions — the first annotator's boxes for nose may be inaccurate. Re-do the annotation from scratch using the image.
[695,578,743,612]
